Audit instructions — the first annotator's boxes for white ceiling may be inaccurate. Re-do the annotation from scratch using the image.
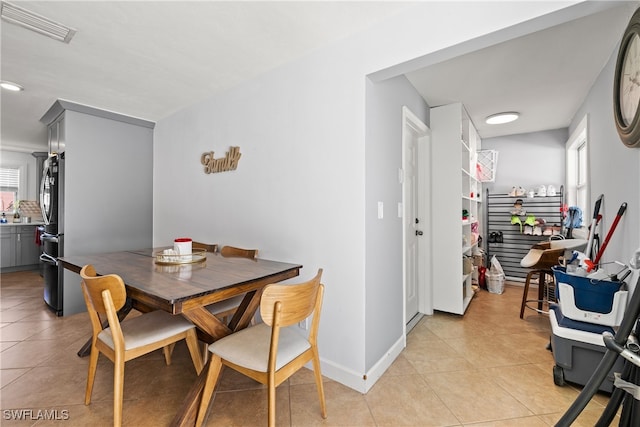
[405,2,637,139]
[0,1,637,152]
[1,1,410,151]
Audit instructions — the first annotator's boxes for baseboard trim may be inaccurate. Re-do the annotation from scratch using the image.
[318,334,405,394]
[406,312,424,333]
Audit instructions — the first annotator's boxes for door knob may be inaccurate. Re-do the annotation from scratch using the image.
[415,230,423,236]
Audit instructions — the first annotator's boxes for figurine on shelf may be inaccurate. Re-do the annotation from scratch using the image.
[511,198,526,215]
[13,200,20,222]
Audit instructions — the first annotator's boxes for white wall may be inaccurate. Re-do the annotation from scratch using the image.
[482,129,568,195]
[0,150,39,202]
[153,1,590,392]
[154,47,369,384]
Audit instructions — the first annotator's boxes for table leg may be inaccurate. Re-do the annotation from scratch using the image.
[170,359,209,427]
[172,298,262,426]
[181,307,233,342]
[229,289,263,331]
[537,271,545,312]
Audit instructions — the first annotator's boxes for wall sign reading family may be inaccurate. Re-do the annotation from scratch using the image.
[200,146,242,174]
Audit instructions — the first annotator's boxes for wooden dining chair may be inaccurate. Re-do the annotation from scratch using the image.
[192,241,218,253]
[196,269,326,427]
[79,264,203,427]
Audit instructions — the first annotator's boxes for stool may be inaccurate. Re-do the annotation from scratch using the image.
[519,268,555,318]
[518,238,587,319]
[519,243,565,319]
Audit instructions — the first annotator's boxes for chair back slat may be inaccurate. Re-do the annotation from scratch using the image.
[260,269,322,327]
[192,242,218,253]
[220,246,258,259]
[80,265,128,314]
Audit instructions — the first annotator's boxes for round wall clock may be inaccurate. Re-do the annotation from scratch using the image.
[614,7,640,148]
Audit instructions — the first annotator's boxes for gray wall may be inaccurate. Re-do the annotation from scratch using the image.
[364,75,429,370]
[482,128,567,196]
[60,108,153,315]
[63,110,153,255]
[570,42,640,280]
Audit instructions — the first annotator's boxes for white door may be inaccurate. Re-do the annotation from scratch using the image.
[402,107,431,333]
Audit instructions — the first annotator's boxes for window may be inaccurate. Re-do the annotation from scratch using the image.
[576,142,588,211]
[0,166,20,213]
[566,116,589,219]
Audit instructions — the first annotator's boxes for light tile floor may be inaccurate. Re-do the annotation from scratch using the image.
[0,270,616,426]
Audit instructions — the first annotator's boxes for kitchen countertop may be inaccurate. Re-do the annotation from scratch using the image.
[0,221,45,226]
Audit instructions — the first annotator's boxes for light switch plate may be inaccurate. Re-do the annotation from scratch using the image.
[377,202,384,219]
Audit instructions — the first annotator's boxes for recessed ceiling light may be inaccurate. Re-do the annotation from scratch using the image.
[0,81,23,91]
[486,112,519,125]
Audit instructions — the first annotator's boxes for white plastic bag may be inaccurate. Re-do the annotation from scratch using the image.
[487,256,506,294]
[490,255,505,276]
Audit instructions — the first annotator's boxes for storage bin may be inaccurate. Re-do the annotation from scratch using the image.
[472,265,479,282]
[487,272,505,294]
[549,305,623,392]
[473,254,484,267]
[463,256,473,275]
[552,266,627,327]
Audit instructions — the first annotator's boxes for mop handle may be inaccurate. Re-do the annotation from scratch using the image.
[593,202,627,265]
[585,194,604,259]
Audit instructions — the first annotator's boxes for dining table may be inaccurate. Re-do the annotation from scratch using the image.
[58,247,302,426]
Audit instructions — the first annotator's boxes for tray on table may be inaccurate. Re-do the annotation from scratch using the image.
[154,249,207,265]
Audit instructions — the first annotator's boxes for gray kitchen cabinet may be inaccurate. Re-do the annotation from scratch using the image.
[1,227,16,268]
[1,225,41,271]
[48,114,66,155]
[16,225,40,267]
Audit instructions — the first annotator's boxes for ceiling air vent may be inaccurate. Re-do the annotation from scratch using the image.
[1,1,76,43]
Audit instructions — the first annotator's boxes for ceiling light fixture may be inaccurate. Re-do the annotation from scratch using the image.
[0,81,24,92]
[1,1,76,43]
[485,112,520,125]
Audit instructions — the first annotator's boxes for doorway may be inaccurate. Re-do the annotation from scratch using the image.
[402,106,431,334]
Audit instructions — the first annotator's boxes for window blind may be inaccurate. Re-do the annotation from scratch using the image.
[0,167,20,192]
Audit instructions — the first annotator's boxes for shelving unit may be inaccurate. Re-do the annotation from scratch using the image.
[485,187,564,281]
[431,103,482,315]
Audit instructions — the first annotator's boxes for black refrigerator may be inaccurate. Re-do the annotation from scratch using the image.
[40,153,64,315]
